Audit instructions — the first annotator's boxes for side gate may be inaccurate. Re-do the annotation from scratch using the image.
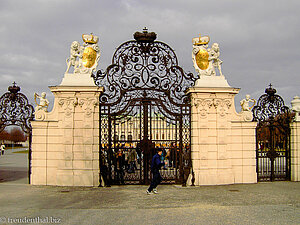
[93,29,198,185]
[0,83,34,183]
[253,85,294,181]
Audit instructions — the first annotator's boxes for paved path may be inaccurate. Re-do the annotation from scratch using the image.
[0,149,299,225]
[0,147,28,184]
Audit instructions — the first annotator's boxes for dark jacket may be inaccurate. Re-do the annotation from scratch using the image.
[151,153,164,173]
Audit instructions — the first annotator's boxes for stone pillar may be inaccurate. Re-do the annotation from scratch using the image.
[291,96,300,181]
[31,78,103,186]
[188,81,257,185]
[291,121,300,181]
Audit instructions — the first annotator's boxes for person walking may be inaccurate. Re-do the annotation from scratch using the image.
[146,148,166,195]
[0,143,5,155]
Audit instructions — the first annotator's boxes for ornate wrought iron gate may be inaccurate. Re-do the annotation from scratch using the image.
[253,85,294,181]
[93,29,198,185]
[0,83,34,183]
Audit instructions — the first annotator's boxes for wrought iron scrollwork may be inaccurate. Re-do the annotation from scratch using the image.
[93,30,198,114]
[0,82,34,133]
[253,84,294,181]
[252,84,290,123]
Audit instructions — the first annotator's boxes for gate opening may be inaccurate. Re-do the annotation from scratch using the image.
[253,84,294,181]
[0,83,34,183]
[93,29,198,185]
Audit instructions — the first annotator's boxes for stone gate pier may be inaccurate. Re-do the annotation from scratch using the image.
[188,77,257,185]
[188,34,257,185]
[31,33,103,186]
[31,82,102,186]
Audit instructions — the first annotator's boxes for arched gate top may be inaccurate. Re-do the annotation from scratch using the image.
[93,29,198,114]
[252,84,291,123]
[0,83,34,133]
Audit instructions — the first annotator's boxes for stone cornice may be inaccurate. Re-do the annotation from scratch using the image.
[187,86,240,94]
[49,85,104,93]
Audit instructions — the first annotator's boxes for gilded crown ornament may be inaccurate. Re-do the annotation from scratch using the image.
[82,33,99,44]
[192,34,210,46]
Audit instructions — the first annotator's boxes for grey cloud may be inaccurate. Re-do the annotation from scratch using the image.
[0,0,299,110]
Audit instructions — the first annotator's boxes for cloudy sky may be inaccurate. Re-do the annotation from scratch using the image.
[0,0,299,110]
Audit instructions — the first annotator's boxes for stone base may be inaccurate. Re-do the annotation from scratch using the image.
[193,169,235,186]
[60,73,96,86]
[195,75,230,88]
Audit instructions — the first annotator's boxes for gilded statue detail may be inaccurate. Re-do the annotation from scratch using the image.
[65,33,100,75]
[192,34,224,77]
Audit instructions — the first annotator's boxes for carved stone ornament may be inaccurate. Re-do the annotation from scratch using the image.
[65,33,100,75]
[58,97,78,117]
[214,98,232,117]
[192,97,214,118]
[78,98,98,117]
[192,96,232,118]
[241,111,253,122]
[34,109,46,121]
[192,34,224,78]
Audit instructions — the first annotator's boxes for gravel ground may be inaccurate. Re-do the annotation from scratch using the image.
[0,148,299,225]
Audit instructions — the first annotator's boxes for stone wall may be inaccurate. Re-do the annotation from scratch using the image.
[291,121,300,181]
[31,85,103,186]
[188,86,257,185]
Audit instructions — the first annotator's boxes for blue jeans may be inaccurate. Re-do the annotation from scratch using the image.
[148,172,162,192]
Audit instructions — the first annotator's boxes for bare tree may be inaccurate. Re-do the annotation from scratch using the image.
[0,130,10,141]
[9,128,27,143]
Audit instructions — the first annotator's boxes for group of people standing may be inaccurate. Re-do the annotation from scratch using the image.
[100,145,139,187]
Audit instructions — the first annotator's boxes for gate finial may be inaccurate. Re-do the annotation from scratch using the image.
[8,82,20,94]
[133,28,157,42]
[265,83,276,96]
